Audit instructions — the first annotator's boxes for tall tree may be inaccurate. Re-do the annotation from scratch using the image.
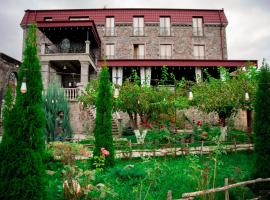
[0,24,47,200]
[93,64,115,167]
[253,64,270,191]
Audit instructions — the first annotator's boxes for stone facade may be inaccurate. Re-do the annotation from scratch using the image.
[0,53,20,134]
[97,23,227,60]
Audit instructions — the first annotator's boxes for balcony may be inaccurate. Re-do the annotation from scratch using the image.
[64,87,80,101]
[40,41,97,69]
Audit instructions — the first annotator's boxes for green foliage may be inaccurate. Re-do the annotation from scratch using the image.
[0,24,47,200]
[93,64,115,167]
[43,78,72,141]
[253,64,270,191]
[111,165,146,182]
[192,66,257,125]
[1,85,14,143]
[78,79,99,108]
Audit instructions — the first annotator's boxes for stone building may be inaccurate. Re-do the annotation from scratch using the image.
[20,8,257,133]
[0,52,20,134]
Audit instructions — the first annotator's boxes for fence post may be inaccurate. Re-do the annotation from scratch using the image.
[224,178,229,200]
[167,190,172,200]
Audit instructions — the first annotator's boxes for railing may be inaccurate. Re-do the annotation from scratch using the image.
[45,44,86,54]
[105,27,116,36]
[133,27,144,36]
[64,88,80,101]
[160,27,171,36]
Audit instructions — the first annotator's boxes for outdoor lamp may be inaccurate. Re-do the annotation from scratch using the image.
[188,88,193,101]
[20,77,27,93]
[245,92,250,101]
[113,87,119,98]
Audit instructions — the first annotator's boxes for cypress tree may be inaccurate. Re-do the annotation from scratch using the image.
[253,65,270,191]
[93,65,115,167]
[43,78,72,141]
[0,24,47,200]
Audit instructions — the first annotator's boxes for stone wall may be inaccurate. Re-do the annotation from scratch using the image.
[96,23,227,60]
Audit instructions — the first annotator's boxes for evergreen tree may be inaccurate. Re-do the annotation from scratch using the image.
[43,78,72,141]
[1,84,14,143]
[0,24,47,200]
[93,65,115,167]
[253,64,270,191]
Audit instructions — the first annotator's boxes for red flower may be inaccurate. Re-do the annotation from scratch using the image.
[100,147,110,156]
[197,120,202,127]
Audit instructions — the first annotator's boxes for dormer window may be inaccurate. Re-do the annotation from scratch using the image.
[69,16,89,21]
[44,17,52,21]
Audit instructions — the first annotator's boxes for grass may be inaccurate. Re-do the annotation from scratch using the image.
[46,151,255,199]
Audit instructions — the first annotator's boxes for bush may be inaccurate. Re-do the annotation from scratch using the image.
[111,165,146,182]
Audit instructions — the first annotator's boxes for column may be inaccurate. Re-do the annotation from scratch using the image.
[145,67,151,86]
[80,61,89,87]
[85,40,91,54]
[117,67,123,86]
[140,67,151,86]
[40,61,50,90]
[112,67,117,84]
[140,67,146,85]
[195,67,202,83]
[41,42,46,54]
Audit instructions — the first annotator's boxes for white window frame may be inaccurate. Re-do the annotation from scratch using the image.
[105,44,115,59]
[133,17,144,36]
[160,44,172,59]
[194,45,205,59]
[192,17,203,36]
[160,17,171,36]
[105,17,115,36]
[133,44,145,59]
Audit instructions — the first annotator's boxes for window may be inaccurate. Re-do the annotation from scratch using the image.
[133,17,144,36]
[133,44,145,59]
[160,44,172,59]
[194,45,205,59]
[192,17,203,36]
[44,17,52,21]
[69,16,89,21]
[160,17,171,36]
[105,44,115,59]
[105,17,115,36]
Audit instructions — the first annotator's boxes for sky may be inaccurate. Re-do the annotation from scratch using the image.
[0,0,269,65]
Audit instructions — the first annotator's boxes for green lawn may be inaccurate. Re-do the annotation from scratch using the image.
[46,151,255,200]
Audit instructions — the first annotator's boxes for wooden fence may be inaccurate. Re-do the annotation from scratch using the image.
[167,178,270,200]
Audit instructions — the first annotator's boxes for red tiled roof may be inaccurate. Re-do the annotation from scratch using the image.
[98,59,257,68]
[21,8,228,26]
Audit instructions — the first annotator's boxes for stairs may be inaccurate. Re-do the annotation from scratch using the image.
[88,107,120,136]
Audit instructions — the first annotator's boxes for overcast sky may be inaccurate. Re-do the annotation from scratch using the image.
[0,0,269,65]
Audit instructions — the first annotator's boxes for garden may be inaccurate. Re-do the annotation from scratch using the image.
[0,24,270,200]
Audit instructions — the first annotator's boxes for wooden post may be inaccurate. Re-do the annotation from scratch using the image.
[167,190,172,200]
[200,140,204,156]
[224,178,229,200]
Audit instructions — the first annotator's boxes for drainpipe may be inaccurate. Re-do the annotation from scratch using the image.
[218,10,224,60]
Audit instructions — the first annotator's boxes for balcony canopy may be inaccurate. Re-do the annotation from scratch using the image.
[37,20,101,48]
